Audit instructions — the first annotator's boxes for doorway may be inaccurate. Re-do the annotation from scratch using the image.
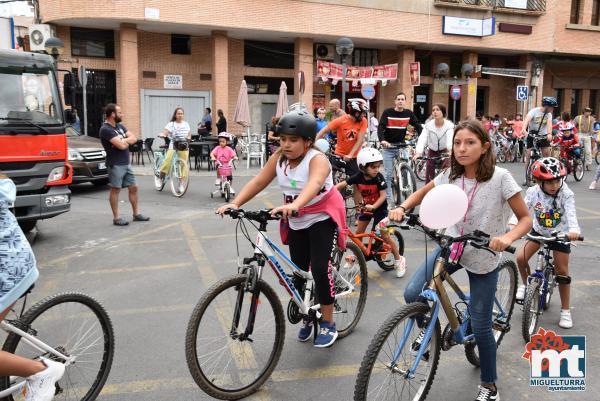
[414,85,431,123]
[476,87,488,118]
[71,69,116,137]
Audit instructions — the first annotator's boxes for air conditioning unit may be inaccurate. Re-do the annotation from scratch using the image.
[315,43,335,61]
[28,24,54,51]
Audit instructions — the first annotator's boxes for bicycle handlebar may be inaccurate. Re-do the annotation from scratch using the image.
[223,208,298,222]
[380,214,516,254]
[525,232,584,243]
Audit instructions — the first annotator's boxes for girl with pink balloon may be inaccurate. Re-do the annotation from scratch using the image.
[389,119,532,401]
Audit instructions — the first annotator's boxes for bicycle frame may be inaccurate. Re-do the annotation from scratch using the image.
[391,245,510,377]
[247,229,356,318]
[527,242,555,310]
[0,320,74,398]
[348,229,392,258]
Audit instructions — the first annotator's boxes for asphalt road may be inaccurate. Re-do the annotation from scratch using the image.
[4,162,600,401]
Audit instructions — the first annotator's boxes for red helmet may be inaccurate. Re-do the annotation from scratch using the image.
[531,157,566,181]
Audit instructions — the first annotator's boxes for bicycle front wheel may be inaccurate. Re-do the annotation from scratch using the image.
[170,159,189,197]
[354,302,441,401]
[375,229,405,271]
[185,274,285,400]
[414,159,426,182]
[399,163,417,211]
[465,259,517,366]
[154,154,166,191]
[521,278,543,343]
[331,242,368,338]
[573,157,585,181]
[0,293,114,401]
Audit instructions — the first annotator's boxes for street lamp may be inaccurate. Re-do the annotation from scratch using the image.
[44,37,64,63]
[336,37,354,108]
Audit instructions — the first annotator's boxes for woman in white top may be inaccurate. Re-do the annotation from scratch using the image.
[414,103,455,183]
[158,107,191,181]
[218,110,345,348]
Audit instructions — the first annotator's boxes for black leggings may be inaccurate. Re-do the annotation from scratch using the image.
[288,218,337,306]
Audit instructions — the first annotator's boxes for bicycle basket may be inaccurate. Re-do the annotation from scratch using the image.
[217,164,233,177]
[174,140,189,151]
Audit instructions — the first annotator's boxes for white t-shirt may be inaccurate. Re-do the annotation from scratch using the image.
[526,108,552,138]
[164,121,190,150]
[433,167,522,274]
[416,119,454,153]
[276,148,334,230]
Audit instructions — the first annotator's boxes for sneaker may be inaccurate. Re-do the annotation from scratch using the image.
[559,309,573,329]
[395,257,407,278]
[474,385,499,401]
[314,321,338,348]
[298,319,313,342]
[589,181,597,190]
[516,284,526,301]
[132,214,150,222]
[25,357,65,401]
[230,187,235,195]
[410,328,430,362]
[343,255,356,269]
[215,179,221,186]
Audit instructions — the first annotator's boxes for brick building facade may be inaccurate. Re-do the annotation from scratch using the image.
[39,0,600,137]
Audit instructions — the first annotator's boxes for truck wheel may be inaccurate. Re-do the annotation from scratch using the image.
[18,220,37,233]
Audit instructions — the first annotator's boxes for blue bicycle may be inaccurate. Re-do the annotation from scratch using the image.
[520,231,583,343]
[185,209,368,400]
[354,214,517,401]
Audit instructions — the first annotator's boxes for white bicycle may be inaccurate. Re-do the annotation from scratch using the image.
[0,290,114,401]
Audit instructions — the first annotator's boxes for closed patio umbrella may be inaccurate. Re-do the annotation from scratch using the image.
[275,81,288,118]
[233,80,251,130]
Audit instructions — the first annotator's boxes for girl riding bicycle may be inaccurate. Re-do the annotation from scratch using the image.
[210,132,238,194]
[217,109,347,348]
[0,175,65,401]
[388,119,532,401]
[510,157,581,329]
[414,103,454,183]
[336,147,405,277]
[158,107,191,183]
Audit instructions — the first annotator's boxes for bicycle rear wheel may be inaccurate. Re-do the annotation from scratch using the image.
[331,242,368,338]
[185,274,285,400]
[354,303,441,401]
[0,293,114,401]
[465,260,517,366]
[375,229,405,271]
[521,278,543,343]
[170,159,189,197]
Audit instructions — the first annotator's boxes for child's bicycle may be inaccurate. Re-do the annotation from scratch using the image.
[210,161,235,202]
[185,208,368,400]
[153,137,190,197]
[519,231,583,343]
[0,289,114,401]
[348,206,405,271]
[353,213,518,401]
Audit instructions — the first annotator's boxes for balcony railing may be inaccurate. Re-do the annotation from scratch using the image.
[434,0,546,14]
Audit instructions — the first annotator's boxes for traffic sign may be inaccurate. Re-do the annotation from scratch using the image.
[450,85,461,101]
[516,85,529,101]
[78,65,87,87]
[361,84,376,100]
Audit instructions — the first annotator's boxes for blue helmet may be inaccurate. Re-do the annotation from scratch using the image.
[542,97,558,107]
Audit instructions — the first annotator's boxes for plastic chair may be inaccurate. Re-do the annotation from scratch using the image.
[129,139,144,166]
[143,138,154,162]
[246,140,264,169]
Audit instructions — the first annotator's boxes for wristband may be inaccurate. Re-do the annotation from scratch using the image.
[398,205,406,213]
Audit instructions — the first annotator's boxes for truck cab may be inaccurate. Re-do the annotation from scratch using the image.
[0,49,72,232]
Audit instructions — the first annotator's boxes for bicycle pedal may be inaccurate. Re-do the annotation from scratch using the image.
[492,320,511,333]
[515,299,524,305]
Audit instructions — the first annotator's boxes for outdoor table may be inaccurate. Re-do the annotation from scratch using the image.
[189,141,215,171]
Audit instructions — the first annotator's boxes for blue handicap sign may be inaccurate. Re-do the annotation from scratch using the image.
[517,85,529,101]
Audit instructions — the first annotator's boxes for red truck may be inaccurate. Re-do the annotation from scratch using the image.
[0,49,73,232]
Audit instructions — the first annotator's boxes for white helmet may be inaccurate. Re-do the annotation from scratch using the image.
[357,147,383,170]
[315,138,330,153]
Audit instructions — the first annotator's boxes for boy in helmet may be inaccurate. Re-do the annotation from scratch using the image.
[336,147,406,277]
[509,157,581,329]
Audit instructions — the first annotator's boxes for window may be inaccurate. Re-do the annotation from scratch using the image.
[244,40,294,69]
[449,55,462,77]
[348,48,378,67]
[592,0,600,25]
[555,89,563,116]
[570,0,581,24]
[589,90,597,111]
[244,76,294,95]
[415,52,431,76]
[70,27,114,58]
[171,34,191,55]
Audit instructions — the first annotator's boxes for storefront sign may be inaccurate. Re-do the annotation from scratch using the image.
[504,0,527,9]
[416,95,427,103]
[442,16,495,37]
[433,80,449,94]
[409,62,420,86]
[163,74,182,89]
[317,60,398,82]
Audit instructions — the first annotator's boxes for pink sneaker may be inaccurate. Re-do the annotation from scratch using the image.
[589,181,597,190]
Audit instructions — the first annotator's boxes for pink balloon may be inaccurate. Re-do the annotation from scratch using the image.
[420,184,468,229]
